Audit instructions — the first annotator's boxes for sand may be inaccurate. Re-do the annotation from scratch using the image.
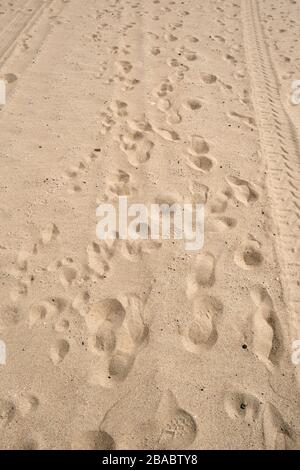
[0,0,300,450]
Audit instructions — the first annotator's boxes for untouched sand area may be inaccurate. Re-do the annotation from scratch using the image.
[0,0,300,450]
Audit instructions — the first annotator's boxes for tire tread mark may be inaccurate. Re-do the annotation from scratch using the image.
[241,0,300,343]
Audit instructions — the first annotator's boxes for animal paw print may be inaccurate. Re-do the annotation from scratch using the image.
[105,169,137,200]
[118,119,154,166]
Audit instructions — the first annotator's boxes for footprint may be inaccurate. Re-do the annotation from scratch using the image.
[119,130,154,166]
[209,191,230,214]
[213,34,225,43]
[206,216,237,232]
[100,110,115,135]
[183,99,202,111]
[188,180,209,204]
[71,430,116,450]
[17,438,40,450]
[55,318,70,333]
[29,300,58,328]
[186,154,215,173]
[224,53,237,66]
[136,391,197,450]
[224,391,260,423]
[188,135,210,155]
[40,223,60,246]
[226,176,258,205]
[4,73,17,84]
[263,403,295,450]
[86,298,126,333]
[157,98,171,112]
[167,58,181,68]
[234,239,263,270]
[50,339,70,365]
[89,294,149,388]
[185,135,214,172]
[166,109,182,125]
[164,32,178,42]
[105,169,136,200]
[16,250,30,271]
[87,242,110,277]
[116,60,133,74]
[186,252,216,299]
[121,77,140,92]
[200,73,217,84]
[18,394,39,417]
[250,286,282,368]
[127,116,152,133]
[151,47,161,56]
[152,126,180,142]
[59,265,77,288]
[111,100,128,117]
[152,79,173,98]
[185,35,199,43]
[89,323,117,355]
[182,295,223,352]
[184,51,197,61]
[120,294,149,347]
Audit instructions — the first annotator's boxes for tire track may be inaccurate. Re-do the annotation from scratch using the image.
[241,0,300,366]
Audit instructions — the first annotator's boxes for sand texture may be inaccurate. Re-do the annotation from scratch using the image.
[0,0,300,450]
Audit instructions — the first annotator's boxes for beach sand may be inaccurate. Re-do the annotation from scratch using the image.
[0,0,300,450]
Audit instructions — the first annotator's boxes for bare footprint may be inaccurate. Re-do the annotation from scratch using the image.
[189,180,209,204]
[186,252,216,299]
[182,295,223,352]
[226,176,258,205]
[250,286,282,369]
[50,339,70,365]
[186,154,215,173]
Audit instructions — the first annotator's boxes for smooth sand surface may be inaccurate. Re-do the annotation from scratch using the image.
[0,0,300,450]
